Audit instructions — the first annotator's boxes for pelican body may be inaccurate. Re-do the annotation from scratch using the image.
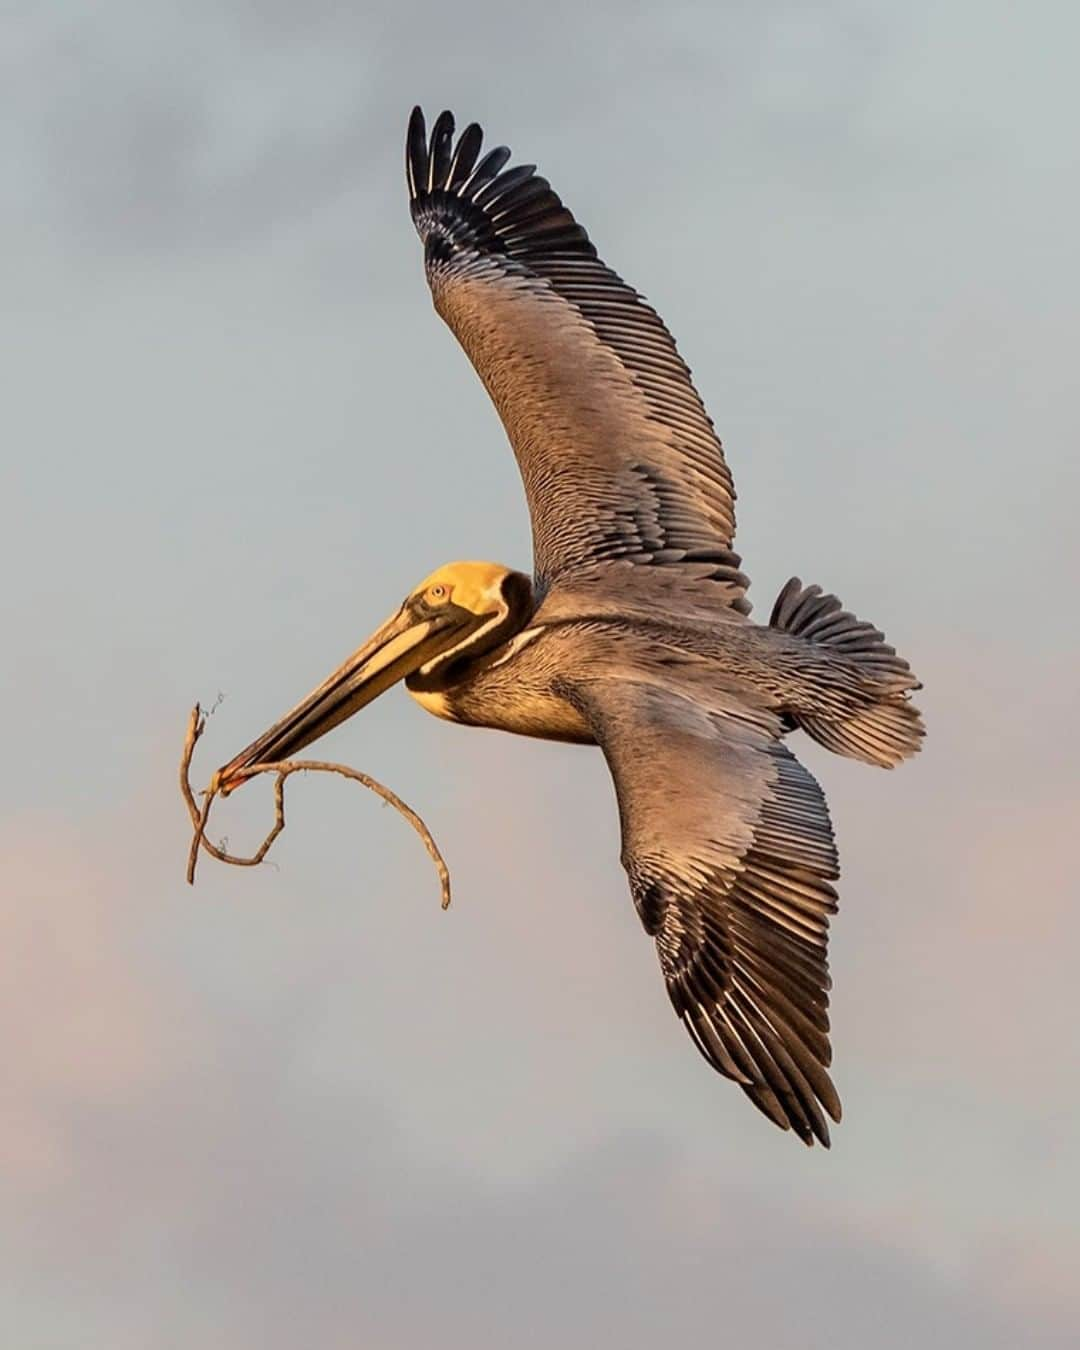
[217,110,924,1147]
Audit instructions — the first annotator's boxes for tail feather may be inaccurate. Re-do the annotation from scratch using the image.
[770,578,924,768]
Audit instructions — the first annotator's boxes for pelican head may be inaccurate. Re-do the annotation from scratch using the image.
[214,562,533,793]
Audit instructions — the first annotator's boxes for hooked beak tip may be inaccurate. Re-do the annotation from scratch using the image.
[210,766,249,798]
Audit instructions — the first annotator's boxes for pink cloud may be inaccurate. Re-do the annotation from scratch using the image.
[0,814,169,1192]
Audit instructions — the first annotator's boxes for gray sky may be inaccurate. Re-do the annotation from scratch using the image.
[4,2,1079,1346]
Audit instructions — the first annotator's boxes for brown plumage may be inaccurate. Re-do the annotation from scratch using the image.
[216,110,924,1149]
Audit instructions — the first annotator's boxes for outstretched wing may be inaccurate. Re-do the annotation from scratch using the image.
[565,677,842,1146]
[406,108,748,612]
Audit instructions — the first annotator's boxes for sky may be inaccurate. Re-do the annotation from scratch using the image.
[4,2,1079,1345]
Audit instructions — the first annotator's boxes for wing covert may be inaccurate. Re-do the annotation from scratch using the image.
[406,108,748,611]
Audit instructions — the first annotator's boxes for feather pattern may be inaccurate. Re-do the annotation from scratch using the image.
[564,676,842,1146]
[406,107,748,611]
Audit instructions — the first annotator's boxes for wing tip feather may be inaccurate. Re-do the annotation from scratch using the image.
[406,104,595,264]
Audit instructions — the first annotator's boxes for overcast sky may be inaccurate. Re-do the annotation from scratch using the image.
[4,3,1079,1346]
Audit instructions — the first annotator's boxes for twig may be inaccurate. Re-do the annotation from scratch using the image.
[179,705,451,908]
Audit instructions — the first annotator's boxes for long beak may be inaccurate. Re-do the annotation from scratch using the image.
[213,606,453,794]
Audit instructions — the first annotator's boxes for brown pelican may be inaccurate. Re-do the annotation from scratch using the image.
[216,108,923,1147]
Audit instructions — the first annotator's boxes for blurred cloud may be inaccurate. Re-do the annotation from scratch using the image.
[5,1,986,255]
[1,818,161,1191]
[4,804,1076,1350]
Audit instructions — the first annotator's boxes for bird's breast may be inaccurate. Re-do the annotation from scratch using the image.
[408,683,593,744]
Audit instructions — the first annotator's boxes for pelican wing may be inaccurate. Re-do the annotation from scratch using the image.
[566,677,842,1146]
[406,108,748,611]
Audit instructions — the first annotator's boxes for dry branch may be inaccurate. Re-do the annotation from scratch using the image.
[179,704,451,908]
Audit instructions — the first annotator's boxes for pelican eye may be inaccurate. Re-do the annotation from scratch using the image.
[425,583,449,604]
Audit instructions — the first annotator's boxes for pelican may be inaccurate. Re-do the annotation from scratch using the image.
[216,108,923,1147]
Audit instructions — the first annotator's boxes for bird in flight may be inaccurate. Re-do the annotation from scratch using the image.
[217,108,923,1147]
